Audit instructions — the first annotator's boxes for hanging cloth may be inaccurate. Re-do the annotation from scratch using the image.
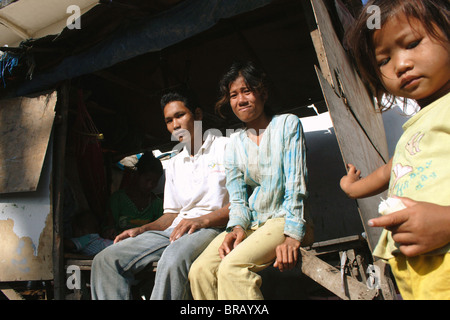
[72,89,108,222]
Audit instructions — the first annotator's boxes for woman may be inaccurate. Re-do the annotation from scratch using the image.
[188,61,313,300]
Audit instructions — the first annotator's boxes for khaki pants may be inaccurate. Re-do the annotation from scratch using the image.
[188,218,286,300]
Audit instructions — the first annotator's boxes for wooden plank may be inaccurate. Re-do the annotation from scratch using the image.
[0,144,54,281]
[0,91,57,194]
[315,67,387,252]
[66,259,93,267]
[316,69,397,299]
[300,248,377,300]
[373,259,398,300]
[307,0,389,162]
[309,235,363,249]
[53,83,69,300]
[307,235,366,255]
[0,286,25,300]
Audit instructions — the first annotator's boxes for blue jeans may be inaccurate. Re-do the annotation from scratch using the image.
[90,227,221,300]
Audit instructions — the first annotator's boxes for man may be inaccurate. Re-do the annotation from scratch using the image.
[91,90,230,300]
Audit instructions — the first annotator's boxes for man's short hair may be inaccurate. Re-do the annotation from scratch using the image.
[160,88,200,114]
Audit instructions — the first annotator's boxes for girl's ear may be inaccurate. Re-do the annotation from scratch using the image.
[194,107,203,121]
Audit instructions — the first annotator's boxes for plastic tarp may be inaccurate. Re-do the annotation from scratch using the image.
[16,0,273,96]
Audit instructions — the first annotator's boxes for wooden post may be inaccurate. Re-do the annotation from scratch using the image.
[52,81,70,300]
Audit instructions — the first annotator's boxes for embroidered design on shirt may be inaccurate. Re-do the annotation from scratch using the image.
[390,163,413,195]
[391,161,436,196]
[405,132,424,156]
[208,161,225,173]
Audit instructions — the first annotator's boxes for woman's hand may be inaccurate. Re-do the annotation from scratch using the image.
[219,226,246,259]
[369,197,450,257]
[273,237,301,272]
[114,226,144,244]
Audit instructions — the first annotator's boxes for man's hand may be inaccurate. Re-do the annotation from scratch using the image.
[219,226,246,259]
[169,217,208,242]
[114,226,144,244]
[273,237,301,272]
[369,197,450,257]
[169,204,230,243]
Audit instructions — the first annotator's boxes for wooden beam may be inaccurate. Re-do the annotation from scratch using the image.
[0,15,30,40]
[53,82,70,300]
[300,248,377,300]
[0,284,24,300]
[373,259,399,300]
[304,0,389,162]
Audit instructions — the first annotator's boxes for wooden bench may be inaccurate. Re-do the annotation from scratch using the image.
[64,235,391,300]
[300,235,377,300]
[64,253,158,299]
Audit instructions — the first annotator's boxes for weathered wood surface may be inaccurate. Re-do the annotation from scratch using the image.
[316,68,387,252]
[308,0,389,162]
[300,248,377,300]
[0,91,56,282]
[303,0,390,251]
[0,149,54,281]
[0,91,56,194]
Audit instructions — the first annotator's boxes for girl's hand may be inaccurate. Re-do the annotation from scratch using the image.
[369,197,450,257]
[340,164,362,198]
[219,226,246,259]
[273,237,301,272]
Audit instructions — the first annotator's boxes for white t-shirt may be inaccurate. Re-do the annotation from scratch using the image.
[163,133,229,230]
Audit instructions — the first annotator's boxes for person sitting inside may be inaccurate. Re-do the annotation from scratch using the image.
[189,61,313,300]
[90,89,230,300]
[102,152,164,239]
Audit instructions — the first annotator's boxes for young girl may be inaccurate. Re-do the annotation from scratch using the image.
[341,0,450,299]
[188,61,313,299]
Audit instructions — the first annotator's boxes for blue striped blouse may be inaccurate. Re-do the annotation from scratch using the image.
[225,113,308,241]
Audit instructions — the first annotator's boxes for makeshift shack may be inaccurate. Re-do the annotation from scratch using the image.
[0,0,399,300]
